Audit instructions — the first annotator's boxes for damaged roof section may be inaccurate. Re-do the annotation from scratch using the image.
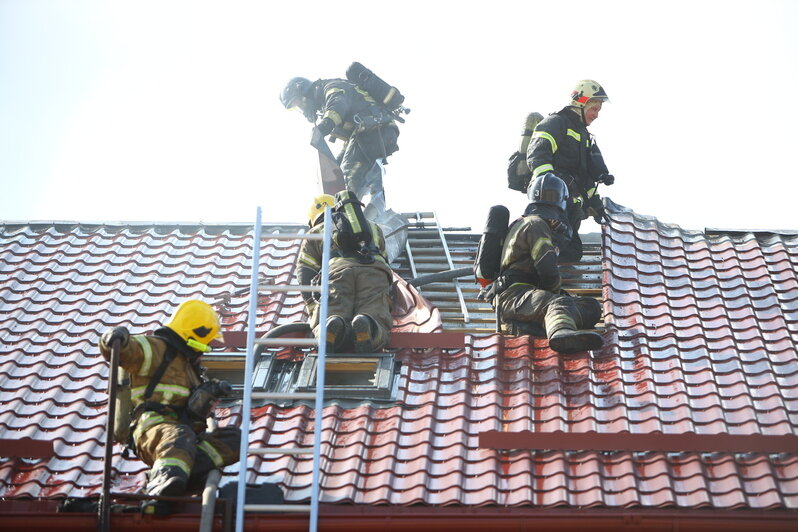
[0,199,797,512]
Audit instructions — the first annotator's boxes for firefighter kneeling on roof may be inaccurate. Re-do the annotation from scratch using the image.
[485,174,604,354]
[297,192,394,353]
[98,300,241,515]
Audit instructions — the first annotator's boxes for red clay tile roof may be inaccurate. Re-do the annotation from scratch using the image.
[0,221,439,499]
[1,203,797,512]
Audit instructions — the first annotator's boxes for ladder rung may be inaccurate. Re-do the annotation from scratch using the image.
[408,239,445,246]
[258,284,320,293]
[262,232,323,241]
[255,338,318,347]
[252,392,317,400]
[248,447,313,455]
[244,504,311,513]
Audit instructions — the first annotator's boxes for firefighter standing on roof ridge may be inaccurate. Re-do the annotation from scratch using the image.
[297,194,394,354]
[492,174,604,354]
[98,299,241,515]
[525,80,615,262]
[280,75,400,206]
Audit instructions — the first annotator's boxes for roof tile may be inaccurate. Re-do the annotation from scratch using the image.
[2,211,797,512]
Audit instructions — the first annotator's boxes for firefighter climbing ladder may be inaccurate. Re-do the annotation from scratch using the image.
[235,206,332,532]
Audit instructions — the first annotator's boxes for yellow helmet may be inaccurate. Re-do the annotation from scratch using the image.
[569,80,609,109]
[165,299,223,352]
[307,194,335,226]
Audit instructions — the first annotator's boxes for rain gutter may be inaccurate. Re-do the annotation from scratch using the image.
[240,508,798,531]
[2,506,796,532]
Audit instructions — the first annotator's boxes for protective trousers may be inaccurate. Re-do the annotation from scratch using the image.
[496,284,601,338]
[136,420,241,493]
[340,126,399,200]
[310,261,393,350]
[559,203,585,263]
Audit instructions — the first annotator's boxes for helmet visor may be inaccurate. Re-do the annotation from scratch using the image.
[538,187,565,206]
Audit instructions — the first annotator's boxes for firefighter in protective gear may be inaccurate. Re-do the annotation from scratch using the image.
[493,174,604,354]
[280,75,400,204]
[98,299,240,515]
[525,80,615,262]
[306,193,336,226]
[297,194,394,353]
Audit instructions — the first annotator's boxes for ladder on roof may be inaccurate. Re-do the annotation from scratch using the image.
[235,206,332,532]
[395,218,605,333]
[402,212,471,325]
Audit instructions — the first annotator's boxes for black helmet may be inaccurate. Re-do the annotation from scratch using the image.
[280,77,319,123]
[524,173,573,246]
[280,77,311,109]
[527,173,569,213]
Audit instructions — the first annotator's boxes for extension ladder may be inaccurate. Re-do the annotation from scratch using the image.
[235,206,332,532]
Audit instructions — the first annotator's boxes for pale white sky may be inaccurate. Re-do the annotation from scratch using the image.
[1,0,797,232]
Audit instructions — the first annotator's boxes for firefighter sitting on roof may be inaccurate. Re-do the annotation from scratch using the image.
[98,299,241,515]
[524,80,615,262]
[280,75,400,207]
[492,174,604,354]
[297,193,394,353]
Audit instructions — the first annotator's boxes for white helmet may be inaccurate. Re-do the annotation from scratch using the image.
[569,80,609,109]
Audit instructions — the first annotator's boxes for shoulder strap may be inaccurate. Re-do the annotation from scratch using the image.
[142,342,177,400]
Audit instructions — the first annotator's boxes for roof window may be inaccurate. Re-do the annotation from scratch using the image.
[296,353,397,400]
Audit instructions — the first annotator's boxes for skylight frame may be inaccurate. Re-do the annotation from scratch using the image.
[296,353,396,399]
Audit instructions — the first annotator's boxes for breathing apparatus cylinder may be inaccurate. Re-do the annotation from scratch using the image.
[345,62,405,111]
[473,205,511,288]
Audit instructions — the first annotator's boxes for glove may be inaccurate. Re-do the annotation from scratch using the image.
[569,197,588,221]
[585,195,608,224]
[478,282,497,303]
[186,379,233,421]
[209,378,233,398]
[599,174,615,186]
[315,117,335,136]
[101,326,129,349]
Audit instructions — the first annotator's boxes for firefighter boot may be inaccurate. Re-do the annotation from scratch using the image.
[352,314,382,353]
[141,465,188,516]
[545,297,603,354]
[548,329,603,354]
[325,315,350,353]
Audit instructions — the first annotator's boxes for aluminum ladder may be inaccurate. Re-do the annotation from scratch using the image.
[402,211,471,325]
[235,206,332,532]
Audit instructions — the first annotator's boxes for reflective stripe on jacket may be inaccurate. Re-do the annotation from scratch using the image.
[500,215,561,293]
[526,107,608,198]
[318,79,394,140]
[99,333,202,431]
